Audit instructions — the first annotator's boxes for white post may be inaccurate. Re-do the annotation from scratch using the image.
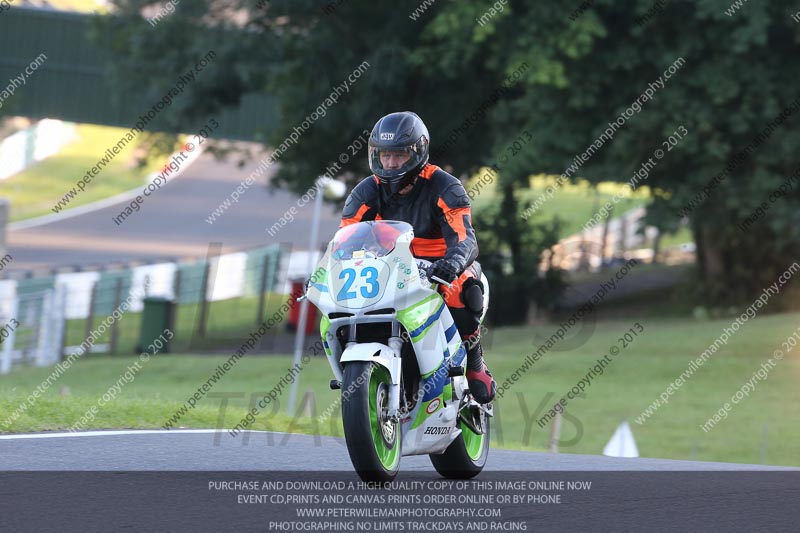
[35,290,54,367]
[288,182,323,413]
[0,297,19,374]
[44,284,68,365]
[548,412,562,453]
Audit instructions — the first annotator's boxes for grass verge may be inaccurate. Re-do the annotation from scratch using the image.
[2,312,797,466]
[0,124,161,222]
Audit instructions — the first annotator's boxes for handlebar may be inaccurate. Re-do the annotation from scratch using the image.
[430,275,453,289]
[416,259,453,288]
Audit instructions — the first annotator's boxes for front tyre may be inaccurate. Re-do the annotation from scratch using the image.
[429,414,489,479]
[341,362,401,482]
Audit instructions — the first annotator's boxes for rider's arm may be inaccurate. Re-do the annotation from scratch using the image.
[435,182,478,270]
[340,177,380,228]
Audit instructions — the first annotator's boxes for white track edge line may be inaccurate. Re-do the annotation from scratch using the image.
[0,429,281,440]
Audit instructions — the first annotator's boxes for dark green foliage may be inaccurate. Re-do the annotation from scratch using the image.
[93,0,799,306]
[473,184,565,324]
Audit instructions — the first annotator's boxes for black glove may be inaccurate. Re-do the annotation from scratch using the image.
[427,257,464,283]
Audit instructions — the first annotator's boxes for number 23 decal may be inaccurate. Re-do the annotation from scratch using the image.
[337,267,380,300]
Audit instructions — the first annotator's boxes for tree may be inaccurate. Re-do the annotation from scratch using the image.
[472,184,564,324]
[92,0,567,323]
[92,1,800,308]
[94,0,505,189]
[417,0,800,304]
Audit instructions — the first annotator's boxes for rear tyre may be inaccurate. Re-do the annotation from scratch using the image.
[429,413,489,479]
[341,362,401,482]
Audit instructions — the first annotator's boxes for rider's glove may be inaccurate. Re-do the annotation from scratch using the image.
[427,256,465,283]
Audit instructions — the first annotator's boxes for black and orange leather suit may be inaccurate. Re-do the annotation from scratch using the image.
[340,163,484,342]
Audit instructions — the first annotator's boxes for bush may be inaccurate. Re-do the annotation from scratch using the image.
[473,185,566,325]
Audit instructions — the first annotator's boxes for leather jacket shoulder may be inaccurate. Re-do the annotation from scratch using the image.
[340,164,478,266]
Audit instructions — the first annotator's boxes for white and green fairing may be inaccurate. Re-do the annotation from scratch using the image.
[307,221,472,456]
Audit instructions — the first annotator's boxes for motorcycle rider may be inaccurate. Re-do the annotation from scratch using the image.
[339,111,495,404]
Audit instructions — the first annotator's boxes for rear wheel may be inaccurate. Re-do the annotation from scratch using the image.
[429,410,489,479]
[341,362,401,482]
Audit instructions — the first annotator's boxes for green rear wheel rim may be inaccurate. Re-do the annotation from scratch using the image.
[368,366,400,470]
[461,418,486,461]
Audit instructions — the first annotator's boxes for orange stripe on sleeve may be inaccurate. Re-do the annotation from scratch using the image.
[340,204,371,228]
[437,198,470,242]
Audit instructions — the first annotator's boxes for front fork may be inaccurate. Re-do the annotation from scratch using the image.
[343,319,403,423]
[386,321,403,423]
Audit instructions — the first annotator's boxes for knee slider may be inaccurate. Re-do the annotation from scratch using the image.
[462,281,484,314]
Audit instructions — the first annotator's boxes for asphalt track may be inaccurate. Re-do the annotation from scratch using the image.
[0,429,795,471]
[1,430,798,532]
[5,146,342,274]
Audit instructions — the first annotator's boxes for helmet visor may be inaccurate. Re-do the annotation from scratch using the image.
[368,141,427,181]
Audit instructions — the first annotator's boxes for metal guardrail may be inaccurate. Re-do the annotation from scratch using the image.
[0,287,66,374]
[0,244,286,371]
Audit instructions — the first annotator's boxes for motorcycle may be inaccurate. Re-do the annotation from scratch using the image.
[303,220,492,482]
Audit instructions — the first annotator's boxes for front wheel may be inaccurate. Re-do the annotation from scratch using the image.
[429,412,489,479]
[341,362,401,482]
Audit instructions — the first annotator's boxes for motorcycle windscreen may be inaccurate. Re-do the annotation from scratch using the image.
[330,221,412,260]
[321,220,415,310]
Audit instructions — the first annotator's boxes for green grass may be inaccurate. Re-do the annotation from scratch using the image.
[483,312,800,466]
[2,311,798,466]
[0,124,160,222]
[0,354,329,436]
[660,226,694,249]
[36,0,106,13]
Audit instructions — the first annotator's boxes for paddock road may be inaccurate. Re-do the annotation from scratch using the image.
[4,146,341,274]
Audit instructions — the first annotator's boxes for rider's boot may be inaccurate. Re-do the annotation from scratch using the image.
[466,337,495,404]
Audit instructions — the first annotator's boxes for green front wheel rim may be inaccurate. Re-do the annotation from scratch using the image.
[368,366,400,470]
